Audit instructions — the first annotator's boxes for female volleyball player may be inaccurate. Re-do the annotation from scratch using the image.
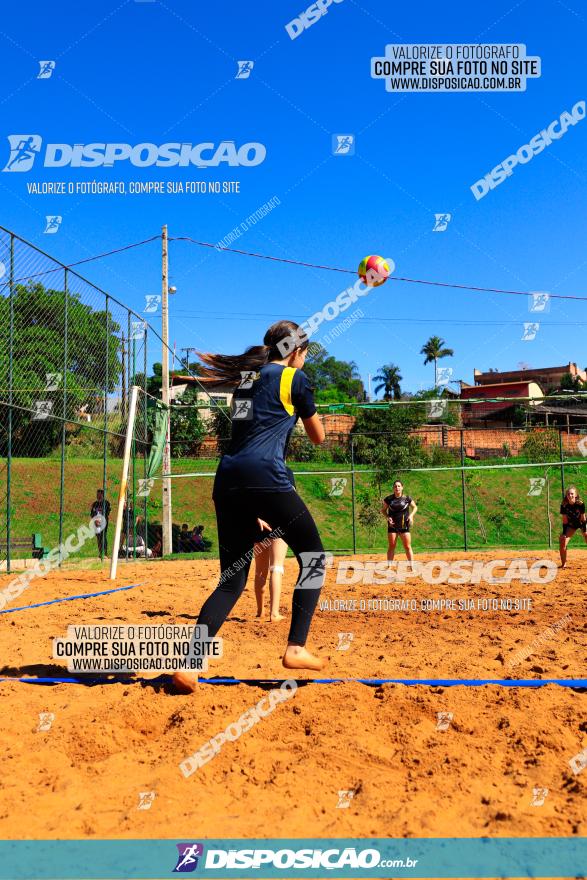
[381,479,418,563]
[559,485,587,568]
[173,321,326,693]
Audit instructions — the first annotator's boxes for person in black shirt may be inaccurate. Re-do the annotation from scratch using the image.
[559,485,587,568]
[179,524,192,553]
[381,479,418,565]
[90,489,111,558]
[173,320,327,694]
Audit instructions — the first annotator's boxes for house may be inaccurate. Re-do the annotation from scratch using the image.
[472,362,586,393]
[460,380,544,427]
[170,375,234,422]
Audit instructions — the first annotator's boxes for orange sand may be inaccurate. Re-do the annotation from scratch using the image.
[0,552,585,850]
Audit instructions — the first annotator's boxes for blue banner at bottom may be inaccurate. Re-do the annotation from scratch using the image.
[0,838,585,879]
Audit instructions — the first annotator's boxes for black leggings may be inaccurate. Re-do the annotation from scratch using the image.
[197,490,324,645]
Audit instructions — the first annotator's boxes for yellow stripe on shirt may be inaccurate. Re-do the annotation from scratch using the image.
[279,366,296,415]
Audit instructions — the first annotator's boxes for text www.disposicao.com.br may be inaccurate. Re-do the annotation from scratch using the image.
[69,657,201,671]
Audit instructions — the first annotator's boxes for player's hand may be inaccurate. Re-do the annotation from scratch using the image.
[257,518,272,532]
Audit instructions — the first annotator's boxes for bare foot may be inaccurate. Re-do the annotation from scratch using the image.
[282,645,326,671]
[256,610,263,618]
[172,671,198,694]
[270,613,285,622]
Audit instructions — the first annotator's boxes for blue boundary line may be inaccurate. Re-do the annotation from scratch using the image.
[200,677,587,687]
[0,583,141,614]
[0,676,585,687]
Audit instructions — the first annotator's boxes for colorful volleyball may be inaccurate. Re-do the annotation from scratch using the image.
[358,254,390,287]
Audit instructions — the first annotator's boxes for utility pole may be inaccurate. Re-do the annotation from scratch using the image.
[161,225,173,555]
[180,347,198,374]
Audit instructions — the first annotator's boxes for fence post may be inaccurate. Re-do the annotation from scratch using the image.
[143,324,148,551]
[351,437,357,554]
[460,429,468,551]
[102,297,109,562]
[559,429,565,498]
[58,269,69,564]
[131,332,137,558]
[124,312,131,561]
[546,473,552,549]
[6,234,14,574]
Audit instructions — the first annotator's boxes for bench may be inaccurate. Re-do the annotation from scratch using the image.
[0,533,48,560]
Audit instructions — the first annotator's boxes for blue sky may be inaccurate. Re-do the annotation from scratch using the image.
[1,0,586,396]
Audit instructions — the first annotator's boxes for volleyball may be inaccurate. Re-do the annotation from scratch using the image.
[358,254,390,287]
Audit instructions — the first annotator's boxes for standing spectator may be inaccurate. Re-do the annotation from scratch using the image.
[90,489,111,557]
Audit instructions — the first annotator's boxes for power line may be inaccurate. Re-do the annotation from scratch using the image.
[171,235,587,303]
[3,228,587,305]
[171,235,353,276]
[172,310,587,327]
[0,235,160,288]
[67,235,161,268]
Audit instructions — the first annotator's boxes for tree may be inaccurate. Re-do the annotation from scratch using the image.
[166,387,206,458]
[211,405,232,456]
[357,486,382,546]
[420,336,454,387]
[147,363,163,396]
[304,344,365,402]
[521,429,559,462]
[411,388,460,427]
[558,372,584,392]
[0,281,121,456]
[351,402,428,468]
[373,363,402,401]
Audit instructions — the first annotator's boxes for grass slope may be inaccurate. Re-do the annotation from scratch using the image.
[3,456,586,562]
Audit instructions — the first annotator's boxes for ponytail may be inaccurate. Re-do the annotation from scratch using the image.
[197,320,308,386]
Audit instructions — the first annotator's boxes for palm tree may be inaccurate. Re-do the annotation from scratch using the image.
[421,336,454,387]
[373,363,402,401]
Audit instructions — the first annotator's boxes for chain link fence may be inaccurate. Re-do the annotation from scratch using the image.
[137,419,587,558]
[2,224,587,569]
[0,226,161,573]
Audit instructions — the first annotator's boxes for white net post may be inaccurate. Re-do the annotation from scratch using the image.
[109,385,140,580]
